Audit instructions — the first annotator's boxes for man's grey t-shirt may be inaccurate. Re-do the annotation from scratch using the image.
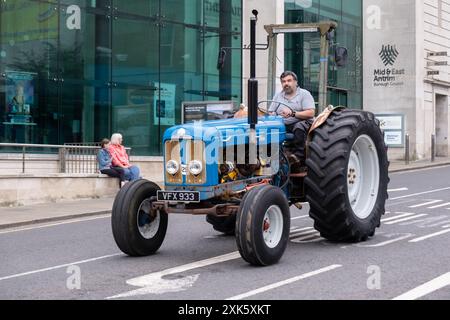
[269,87,316,126]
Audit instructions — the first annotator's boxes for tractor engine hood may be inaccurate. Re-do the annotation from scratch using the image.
[163,116,286,146]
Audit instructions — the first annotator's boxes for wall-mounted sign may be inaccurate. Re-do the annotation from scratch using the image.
[427,70,440,76]
[428,51,448,57]
[384,131,403,146]
[373,44,406,88]
[154,83,176,126]
[427,61,448,66]
[376,114,405,148]
[182,101,236,124]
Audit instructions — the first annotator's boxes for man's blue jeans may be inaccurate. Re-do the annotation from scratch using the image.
[123,165,141,181]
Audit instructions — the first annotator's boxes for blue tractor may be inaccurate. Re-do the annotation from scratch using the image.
[111,14,389,266]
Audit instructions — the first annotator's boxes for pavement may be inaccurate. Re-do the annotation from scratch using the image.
[1,156,450,230]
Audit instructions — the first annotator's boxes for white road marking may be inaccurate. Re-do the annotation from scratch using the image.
[409,228,450,243]
[291,227,313,235]
[290,229,319,238]
[106,252,241,299]
[388,188,408,192]
[0,214,111,235]
[393,272,450,300]
[443,225,450,228]
[384,214,428,225]
[428,202,450,209]
[291,235,323,243]
[390,187,450,201]
[381,212,416,222]
[420,219,450,228]
[225,265,343,300]
[408,200,442,208]
[107,225,327,299]
[291,215,309,220]
[355,234,413,248]
[0,253,122,281]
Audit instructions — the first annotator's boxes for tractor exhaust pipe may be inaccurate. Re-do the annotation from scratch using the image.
[248,10,258,129]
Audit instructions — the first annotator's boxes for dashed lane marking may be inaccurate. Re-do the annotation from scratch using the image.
[408,228,450,243]
[0,215,111,235]
[290,227,313,233]
[355,233,414,248]
[0,253,122,282]
[428,202,450,209]
[384,214,428,225]
[291,235,323,243]
[390,187,450,200]
[290,229,318,238]
[388,188,409,192]
[393,272,450,300]
[408,200,442,208]
[381,212,416,223]
[291,215,309,220]
[225,265,343,300]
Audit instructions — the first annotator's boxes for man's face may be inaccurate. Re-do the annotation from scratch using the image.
[281,75,297,95]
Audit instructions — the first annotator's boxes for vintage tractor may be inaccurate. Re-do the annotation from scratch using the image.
[111,12,389,266]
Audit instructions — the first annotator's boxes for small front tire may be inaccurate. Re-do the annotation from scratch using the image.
[236,185,290,266]
[111,180,168,256]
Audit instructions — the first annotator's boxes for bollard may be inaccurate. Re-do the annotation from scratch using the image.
[22,146,26,173]
[431,134,436,162]
[405,134,410,165]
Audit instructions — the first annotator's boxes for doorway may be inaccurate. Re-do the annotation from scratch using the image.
[435,94,449,157]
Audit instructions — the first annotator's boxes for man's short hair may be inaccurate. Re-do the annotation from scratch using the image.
[280,71,298,81]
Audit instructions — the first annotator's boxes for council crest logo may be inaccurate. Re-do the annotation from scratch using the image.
[379,45,399,66]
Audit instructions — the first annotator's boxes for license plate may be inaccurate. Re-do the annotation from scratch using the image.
[157,191,200,203]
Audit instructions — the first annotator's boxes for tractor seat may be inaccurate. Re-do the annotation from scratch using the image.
[285,133,295,141]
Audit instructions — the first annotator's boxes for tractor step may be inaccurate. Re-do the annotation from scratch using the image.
[289,172,307,178]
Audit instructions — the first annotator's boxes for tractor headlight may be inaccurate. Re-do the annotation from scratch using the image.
[188,160,203,176]
[166,160,180,176]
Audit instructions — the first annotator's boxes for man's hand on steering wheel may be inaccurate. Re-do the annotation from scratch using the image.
[279,109,294,118]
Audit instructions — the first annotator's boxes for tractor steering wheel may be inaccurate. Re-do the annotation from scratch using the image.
[257,100,296,117]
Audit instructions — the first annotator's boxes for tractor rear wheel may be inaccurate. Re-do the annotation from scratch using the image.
[206,214,236,236]
[305,109,389,242]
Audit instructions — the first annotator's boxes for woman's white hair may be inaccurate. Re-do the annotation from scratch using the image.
[110,133,123,145]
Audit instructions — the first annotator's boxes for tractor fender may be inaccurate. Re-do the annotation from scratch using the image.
[306,105,345,157]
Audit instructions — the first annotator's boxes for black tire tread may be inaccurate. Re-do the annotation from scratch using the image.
[305,109,390,242]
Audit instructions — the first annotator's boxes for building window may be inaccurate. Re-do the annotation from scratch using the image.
[284,0,362,109]
[0,0,243,156]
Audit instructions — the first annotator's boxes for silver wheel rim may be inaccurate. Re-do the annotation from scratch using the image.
[262,205,284,248]
[137,199,160,239]
[347,135,380,219]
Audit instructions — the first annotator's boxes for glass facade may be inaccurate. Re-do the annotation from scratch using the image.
[0,0,242,155]
[285,0,362,109]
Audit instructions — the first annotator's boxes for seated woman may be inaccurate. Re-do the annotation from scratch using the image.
[97,138,126,185]
[109,133,141,181]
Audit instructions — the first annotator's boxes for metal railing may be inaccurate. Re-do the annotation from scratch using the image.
[0,143,131,174]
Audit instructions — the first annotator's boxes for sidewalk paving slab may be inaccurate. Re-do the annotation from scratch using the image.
[1,160,450,230]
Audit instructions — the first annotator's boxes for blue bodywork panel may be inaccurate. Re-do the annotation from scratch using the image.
[163,116,287,200]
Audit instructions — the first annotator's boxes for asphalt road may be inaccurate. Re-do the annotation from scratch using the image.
[1,166,450,300]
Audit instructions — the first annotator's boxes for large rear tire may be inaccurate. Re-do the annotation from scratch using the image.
[305,109,389,242]
[111,180,168,256]
[236,185,290,266]
[206,214,236,236]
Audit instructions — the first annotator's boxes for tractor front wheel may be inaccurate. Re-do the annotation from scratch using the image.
[236,185,290,266]
[111,180,168,256]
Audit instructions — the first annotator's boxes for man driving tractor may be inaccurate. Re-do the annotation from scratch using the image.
[269,71,316,169]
